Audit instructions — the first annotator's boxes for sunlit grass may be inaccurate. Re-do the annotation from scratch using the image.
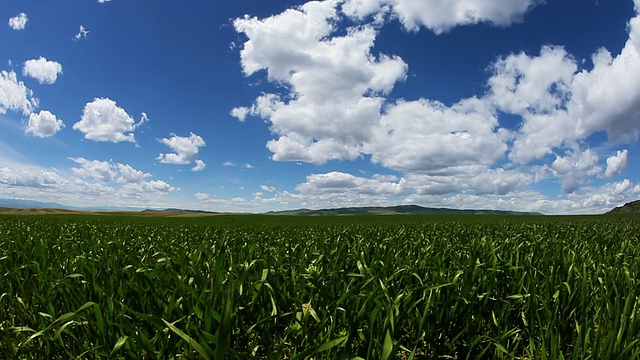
[1,216,640,358]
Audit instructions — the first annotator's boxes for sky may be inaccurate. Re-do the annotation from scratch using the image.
[1,0,640,214]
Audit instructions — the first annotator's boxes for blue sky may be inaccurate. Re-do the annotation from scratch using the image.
[1,0,640,214]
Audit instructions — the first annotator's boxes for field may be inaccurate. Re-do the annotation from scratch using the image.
[1,213,640,359]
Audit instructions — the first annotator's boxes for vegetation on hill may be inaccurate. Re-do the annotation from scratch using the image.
[607,199,640,214]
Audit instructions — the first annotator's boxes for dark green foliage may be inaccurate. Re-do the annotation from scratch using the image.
[1,216,640,358]
[607,199,640,214]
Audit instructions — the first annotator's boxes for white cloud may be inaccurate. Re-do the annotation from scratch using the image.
[230,107,249,122]
[497,7,640,164]
[68,158,177,196]
[0,166,67,188]
[604,150,628,178]
[489,46,576,116]
[157,132,206,166]
[8,13,27,30]
[25,110,64,138]
[73,25,89,41]
[297,171,404,196]
[261,185,276,192]
[408,168,533,196]
[23,57,63,85]
[69,157,117,183]
[550,148,601,193]
[0,160,178,209]
[367,97,507,173]
[403,178,640,215]
[194,192,210,201]
[487,46,578,164]
[122,180,176,194]
[0,70,38,115]
[570,46,640,142]
[136,112,150,129]
[116,164,151,183]
[222,161,236,166]
[288,170,639,215]
[266,134,363,164]
[73,98,145,143]
[234,2,407,164]
[244,163,253,169]
[572,179,640,213]
[296,168,532,202]
[98,0,111,3]
[232,0,640,203]
[192,159,206,172]
[342,0,538,33]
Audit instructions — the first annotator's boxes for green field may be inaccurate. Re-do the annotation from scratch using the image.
[1,214,640,359]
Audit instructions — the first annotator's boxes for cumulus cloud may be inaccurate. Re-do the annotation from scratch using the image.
[233,1,516,173]
[570,47,640,142]
[342,0,539,33]
[604,150,628,178]
[73,98,146,143]
[486,46,578,163]
[573,179,640,213]
[23,57,63,84]
[25,110,64,137]
[0,160,177,209]
[230,107,249,122]
[117,164,151,183]
[488,46,576,116]
[68,157,176,195]
[192,159,206,172]
[232,0,640,203]
[8,13,27,30]
[222,161,236,166]
[157,132,206,168]
[69,157,118,182]
[550,149,601,193]
[0,166,66,188]
[284,170,638,215]
[0,70,37,115]
[122,180,176,194]
[297,171,404,196]
[234,2,407,164]
[494,7,640,164]
[367,97,507,174]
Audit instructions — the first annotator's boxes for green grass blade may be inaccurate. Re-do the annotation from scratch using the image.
[381,330,394,360]
[110,335,129,356]
[162,319,211,360]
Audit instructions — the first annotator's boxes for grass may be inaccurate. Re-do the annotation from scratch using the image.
[1,214,640,358]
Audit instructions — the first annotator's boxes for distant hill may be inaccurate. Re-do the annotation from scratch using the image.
[265,205,541,216]
[0,200,543,217]
[0,198,141,212]
[142,208,221,215]
[607,200,640,214]
[0,198,74,210]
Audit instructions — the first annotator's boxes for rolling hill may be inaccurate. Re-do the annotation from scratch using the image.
[607,200,640,214]
[265,205,541,216]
